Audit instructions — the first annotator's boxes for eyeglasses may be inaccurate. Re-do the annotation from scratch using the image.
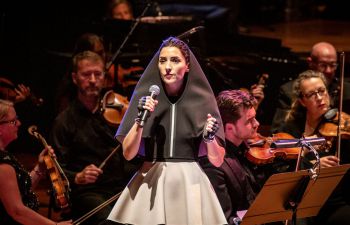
[301,87,327,99]
[78,71,105,80]
[0,116,19,126]
[315,61,338,71]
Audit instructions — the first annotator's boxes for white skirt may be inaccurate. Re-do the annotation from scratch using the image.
[107,161,227,225]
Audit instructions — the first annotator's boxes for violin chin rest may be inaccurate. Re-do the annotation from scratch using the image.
[324,108,338,120]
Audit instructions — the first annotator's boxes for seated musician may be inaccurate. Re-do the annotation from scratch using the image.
[199,90,273,225]
[56,32,116,113]
[0,99,72,225]
[0,77,31,104]
[50,51,139,225]
[272,42,350,133]
[277,70,350,225]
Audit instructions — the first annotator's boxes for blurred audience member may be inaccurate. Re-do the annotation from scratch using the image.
[106,0,134,20]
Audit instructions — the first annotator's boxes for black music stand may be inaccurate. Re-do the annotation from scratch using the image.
[240,164,350,225]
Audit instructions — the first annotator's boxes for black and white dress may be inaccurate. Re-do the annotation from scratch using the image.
[108,47,227,225]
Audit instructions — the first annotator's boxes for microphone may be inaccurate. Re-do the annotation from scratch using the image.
[270,137,326,149]
[176,26,205,40]
[139,85,160,127]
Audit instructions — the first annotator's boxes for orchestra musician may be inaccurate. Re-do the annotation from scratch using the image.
[271,42,350,134]
[0,77,31,104]
[0,99,72,225]
[277,70,350,225]
[107,37,227,225]
[56,33,117,113]
[50,51,139,225]
[199,90,274,225]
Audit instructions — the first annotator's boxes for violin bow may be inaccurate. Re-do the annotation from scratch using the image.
[74,144,122,224]
[98,144,121,169]
[73,191,122,225]
[336,52,345,159]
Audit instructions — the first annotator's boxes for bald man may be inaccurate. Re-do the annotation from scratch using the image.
[271,42,350,133]
[307,42,338,82]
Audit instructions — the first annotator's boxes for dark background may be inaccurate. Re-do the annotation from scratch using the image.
[1,0,349,152]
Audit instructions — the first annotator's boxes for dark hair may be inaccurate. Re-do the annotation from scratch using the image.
[159,37,190,65]
[216,90,256,125]
[72,51,105,73]
[73,33,105,59]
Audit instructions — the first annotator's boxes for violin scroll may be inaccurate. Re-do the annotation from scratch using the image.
[28,125,70,209]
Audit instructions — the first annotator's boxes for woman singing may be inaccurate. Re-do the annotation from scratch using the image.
[107,37,227,225]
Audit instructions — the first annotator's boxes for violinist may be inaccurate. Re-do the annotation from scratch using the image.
[278,70,350,225]
[51,51,139,225]
[0,77,31,104]
[56,33,116,113]
[199,90,273,225]
[272,42,350,133]
[0,99,72,225]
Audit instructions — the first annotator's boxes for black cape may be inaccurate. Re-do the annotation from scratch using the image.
[116,48,225,161]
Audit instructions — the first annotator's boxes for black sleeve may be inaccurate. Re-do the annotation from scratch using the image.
[199,158,237,225]
[271,82,293,133]
[50,115,77,185]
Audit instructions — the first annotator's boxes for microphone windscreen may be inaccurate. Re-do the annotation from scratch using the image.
[149,85,160,96]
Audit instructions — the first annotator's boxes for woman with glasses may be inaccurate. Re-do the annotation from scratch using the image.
[282,70,332,138]
[0,99,72,225]
[278,70,350,225]
[271,42,350,134]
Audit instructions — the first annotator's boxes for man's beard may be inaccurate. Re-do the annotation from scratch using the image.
[81,86,100,97]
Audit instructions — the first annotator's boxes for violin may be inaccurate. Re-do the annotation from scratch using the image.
[0,77,43,106]
[246,133,301,165]
[318,108,350,139]
[28,125,70,209]
[100,90,129,127]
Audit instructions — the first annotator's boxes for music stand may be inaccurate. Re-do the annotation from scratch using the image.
[240,164,350,225]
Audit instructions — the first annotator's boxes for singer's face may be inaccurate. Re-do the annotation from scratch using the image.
[299,77,330,120]
[72,59,105,98]
[158,47,189,94]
